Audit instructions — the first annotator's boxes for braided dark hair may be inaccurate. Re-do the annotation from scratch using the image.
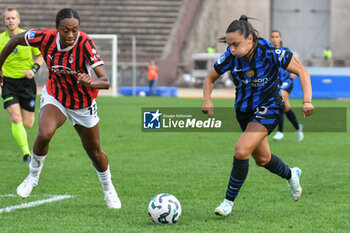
[55,8,80,28]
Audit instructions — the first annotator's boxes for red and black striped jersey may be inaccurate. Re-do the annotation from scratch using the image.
[24,29,104,109]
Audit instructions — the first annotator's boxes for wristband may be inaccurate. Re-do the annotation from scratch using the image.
[303,101,311,104]
[31,63,41,74]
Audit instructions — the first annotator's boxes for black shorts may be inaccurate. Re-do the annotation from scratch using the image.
[280,79,293,94]
[236,106,283,134]
[1,76,37,112]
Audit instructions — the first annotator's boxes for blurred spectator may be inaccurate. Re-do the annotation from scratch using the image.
[207,44,217,54]
[323,47,333,67]
[147,60,158,96]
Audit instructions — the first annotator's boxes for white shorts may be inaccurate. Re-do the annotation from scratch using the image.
[40,86,100,128]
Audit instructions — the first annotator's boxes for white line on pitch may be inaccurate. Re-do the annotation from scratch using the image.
[0,194,40,197]
[0,194,17,197]
[0,195,75,214]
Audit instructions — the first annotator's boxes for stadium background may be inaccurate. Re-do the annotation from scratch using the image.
[1,0,350,93]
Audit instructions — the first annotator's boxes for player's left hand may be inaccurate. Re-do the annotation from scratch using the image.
[77,73,92,87]
[24,69,35,79]
[302,102,314,117]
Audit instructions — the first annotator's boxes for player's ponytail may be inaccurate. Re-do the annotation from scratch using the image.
[217,14,259,43]
[239,15,248,21]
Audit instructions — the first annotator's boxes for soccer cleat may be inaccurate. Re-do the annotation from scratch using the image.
[17,175,38,198]
[22,154,31,163]
[287,167,302,201]
[214,199,234,217]
[297,124,304,142]
[273,131,284,140]
[104,186,121,209]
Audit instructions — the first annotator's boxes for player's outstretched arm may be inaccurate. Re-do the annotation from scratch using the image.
[202,68,220,116]
[286,55,314,117]
[77,65,110,89]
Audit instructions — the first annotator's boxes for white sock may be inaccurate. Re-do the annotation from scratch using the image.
[29,152,46,178]
[96,166,113,192]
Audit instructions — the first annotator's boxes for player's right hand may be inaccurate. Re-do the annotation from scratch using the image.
[302,102,314,117]
[77,73,92,87]
[202,100,214,117]
[24,69,35,79]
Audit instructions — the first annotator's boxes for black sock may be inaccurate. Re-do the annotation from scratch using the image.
[286,110,299,130]
[264,154,291,180]
[278,113,284,132]
[225,158,249,202]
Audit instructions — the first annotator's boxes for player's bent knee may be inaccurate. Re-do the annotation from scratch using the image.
[36,131,55,144]
[254,158,269,166]
[11,116,22,124]
[87,149,105,161]
[234,147,251,160]
[23,120,34,128]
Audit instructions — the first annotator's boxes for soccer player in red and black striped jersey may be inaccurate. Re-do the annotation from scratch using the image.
[0,8,121,209]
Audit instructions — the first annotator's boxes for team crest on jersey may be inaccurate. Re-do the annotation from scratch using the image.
[275,49,281,54]
[246,70,255,77]
[28,31,36,39]
[91,49,97,54]
[217,54,226,65]
[69,55,74,63]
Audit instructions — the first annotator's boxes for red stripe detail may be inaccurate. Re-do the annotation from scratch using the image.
[30,30,102,109]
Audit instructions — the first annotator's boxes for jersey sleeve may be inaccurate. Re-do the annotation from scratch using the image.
[269,46,293,70]
[31,47,41,57]
[83,37,104,68]
[24,29,45,49]
[214,48,234,75]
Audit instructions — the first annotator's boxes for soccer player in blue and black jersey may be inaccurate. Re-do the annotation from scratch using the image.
[270,30,304,141]
[202,15,314,217]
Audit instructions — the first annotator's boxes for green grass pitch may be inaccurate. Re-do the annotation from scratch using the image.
[0,97,349,233]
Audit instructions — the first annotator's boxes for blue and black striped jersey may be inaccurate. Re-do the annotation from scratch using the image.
[214,38,293,112]
[278,46,293,84]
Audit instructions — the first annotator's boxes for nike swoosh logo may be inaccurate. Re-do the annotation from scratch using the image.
[255,115,265,119]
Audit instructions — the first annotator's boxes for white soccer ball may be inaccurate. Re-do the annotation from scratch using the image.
[139,91,146,97]
[148,193,181,224]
